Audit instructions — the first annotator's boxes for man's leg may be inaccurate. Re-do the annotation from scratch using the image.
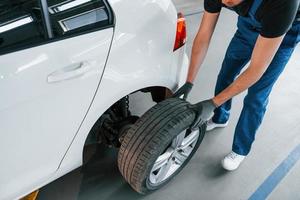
[232,23,300,155]
[212,31,253,124]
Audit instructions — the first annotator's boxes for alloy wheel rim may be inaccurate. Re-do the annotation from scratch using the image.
[149,129,200,185]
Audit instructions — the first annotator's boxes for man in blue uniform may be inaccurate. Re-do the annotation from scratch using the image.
[174,0,300,170]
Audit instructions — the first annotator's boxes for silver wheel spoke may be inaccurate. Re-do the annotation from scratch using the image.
[179,130,199,150]
[171,131,186,149]
[173,151,188,165]
[152,149,173,172]
[155,159,173,183]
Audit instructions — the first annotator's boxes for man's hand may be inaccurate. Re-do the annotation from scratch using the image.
[189,99,217,130]
[173,82,193,100]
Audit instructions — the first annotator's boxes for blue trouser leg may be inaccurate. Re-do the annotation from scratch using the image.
[232,22,300,156]
[212,30,254,124]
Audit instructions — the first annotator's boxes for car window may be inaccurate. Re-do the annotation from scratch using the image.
[47,0,111,37]
[0,0,46,55]
[0,0,113,55]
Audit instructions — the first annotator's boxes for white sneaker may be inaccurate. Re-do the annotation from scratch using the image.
[206,118,228,131]
[221,151,246,171]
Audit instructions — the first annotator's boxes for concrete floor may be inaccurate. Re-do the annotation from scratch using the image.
[38,1,300,200]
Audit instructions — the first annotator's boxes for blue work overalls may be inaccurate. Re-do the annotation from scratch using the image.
[212,0,300,155]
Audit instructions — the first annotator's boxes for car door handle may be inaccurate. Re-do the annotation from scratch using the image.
[47,62,90,83]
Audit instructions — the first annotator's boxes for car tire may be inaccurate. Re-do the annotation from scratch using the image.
[118,98,206,194]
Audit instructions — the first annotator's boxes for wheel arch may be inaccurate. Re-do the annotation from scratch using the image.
[57,84,174,174]
[82,86,173,163]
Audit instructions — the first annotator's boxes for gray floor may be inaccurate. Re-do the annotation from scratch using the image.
[38,1,300,200]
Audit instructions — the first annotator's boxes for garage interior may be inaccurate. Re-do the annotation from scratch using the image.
[37,0,300,199]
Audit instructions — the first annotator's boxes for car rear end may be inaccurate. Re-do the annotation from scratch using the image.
[171,12,189,91]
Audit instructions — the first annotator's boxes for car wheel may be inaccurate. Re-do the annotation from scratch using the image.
[118,98,206,194]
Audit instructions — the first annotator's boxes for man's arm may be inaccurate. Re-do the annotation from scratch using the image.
[212,35,285,106]
[190,35,285,129]
[186,11,220,83]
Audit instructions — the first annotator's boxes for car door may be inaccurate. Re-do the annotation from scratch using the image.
[0,0,114,198]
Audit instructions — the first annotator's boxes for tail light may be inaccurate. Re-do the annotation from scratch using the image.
[173,13,187,51]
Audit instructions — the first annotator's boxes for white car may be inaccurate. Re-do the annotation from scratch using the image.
[0,0,197,199]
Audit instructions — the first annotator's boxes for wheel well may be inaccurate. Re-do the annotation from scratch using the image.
[82,86,173,164]
[141,86,172,103]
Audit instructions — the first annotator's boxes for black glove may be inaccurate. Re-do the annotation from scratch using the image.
[173,82,193,100]
[189,99,217,130]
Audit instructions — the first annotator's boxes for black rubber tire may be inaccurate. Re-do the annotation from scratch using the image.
[118,98,206,194]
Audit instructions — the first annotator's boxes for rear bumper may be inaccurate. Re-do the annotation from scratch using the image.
[178,52,189,87]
